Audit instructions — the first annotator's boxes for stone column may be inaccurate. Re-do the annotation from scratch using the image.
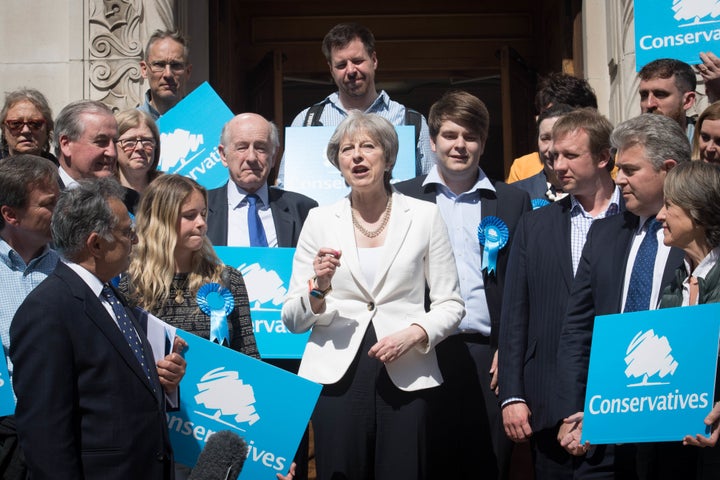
[87,0,175,112]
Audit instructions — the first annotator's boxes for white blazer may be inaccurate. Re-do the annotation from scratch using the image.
[282,191,464,391]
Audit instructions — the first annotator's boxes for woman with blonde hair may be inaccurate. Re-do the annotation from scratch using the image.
[119,174,258,357]
[115,109,163,194]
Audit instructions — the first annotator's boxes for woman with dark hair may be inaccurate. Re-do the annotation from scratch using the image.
[0,88,57,164]
[654,161,720,477]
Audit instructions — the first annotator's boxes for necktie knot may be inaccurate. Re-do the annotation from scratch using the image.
[646,217,661,234]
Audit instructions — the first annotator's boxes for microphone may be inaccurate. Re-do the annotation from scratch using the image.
[188,430,248,480]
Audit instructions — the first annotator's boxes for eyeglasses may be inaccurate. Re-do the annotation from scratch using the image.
[4,119,46,134]
[148,61,186,73]
[117,137,156,152]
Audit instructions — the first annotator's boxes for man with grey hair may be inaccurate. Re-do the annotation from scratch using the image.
[55,99,139,212]
[557,113,690,477]
[207,112,317,248]
[10,178,185,480]
[207,112,317,479]
[139,30,192,119]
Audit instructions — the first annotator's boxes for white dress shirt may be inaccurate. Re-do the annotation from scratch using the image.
[226,183,278,247]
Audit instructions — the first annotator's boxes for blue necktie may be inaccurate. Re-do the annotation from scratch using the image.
[624,218,661,313]
[246,194,268,247]
[101,285,155,390]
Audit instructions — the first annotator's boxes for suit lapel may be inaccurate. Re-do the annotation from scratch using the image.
[58,265,160,403]
[549,198,575,290]
[207,183,229,246]
[269,189,293,248]
[372,193,411,295]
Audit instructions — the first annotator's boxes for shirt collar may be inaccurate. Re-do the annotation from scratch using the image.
[143,90,161,119]
[569,185,622,217]
[62,259,105,298]
[423,165,495,197]
[685,246,720,279]
[328,90,390,115]
[0,237,55,269]
[58,166,78,189]
[227,181,270,208]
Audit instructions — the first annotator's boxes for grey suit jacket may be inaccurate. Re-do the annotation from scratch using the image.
[206,182,318,248]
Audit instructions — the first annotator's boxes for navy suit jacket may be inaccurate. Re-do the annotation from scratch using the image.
[206,183,318,248]
[556,211,685,418]
[10,262,173,480]
[394,174,531,348]
[512,170,548,201]
[498,196,584,431]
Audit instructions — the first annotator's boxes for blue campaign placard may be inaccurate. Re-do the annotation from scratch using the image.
[0,356,15,416]
[634,0,720,70]
[215,246,308,359]
[582,303,720,444]
[283,125,416,205]
[168,330,321,480]
[156,81,234,189]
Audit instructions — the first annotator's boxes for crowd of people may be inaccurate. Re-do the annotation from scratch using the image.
[2,20,720,480]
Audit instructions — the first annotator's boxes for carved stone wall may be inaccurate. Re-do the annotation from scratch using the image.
[87,0,175,112]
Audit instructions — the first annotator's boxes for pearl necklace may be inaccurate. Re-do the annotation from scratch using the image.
[351,195,393,238]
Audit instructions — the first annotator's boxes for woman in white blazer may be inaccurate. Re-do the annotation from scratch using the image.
[282,111,464,480]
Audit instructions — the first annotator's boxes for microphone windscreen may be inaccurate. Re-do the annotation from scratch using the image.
[188,430,248,480]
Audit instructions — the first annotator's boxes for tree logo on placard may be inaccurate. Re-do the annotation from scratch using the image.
[238,262,287,311]
[624,329,679,387]
[159,128,205,173]
[193,367,260,431]
[673,0,720,27]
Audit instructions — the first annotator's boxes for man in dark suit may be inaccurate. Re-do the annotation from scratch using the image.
[557,114,690,479]
[395,90,531,479]
[207,112,316,480]
[54,99,140,213]
[498,108,622,479]
[207,113,317,248]
[10,178,185,480]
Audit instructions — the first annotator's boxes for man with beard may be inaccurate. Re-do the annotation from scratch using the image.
[284,22,436,179]
[638,58,697,141]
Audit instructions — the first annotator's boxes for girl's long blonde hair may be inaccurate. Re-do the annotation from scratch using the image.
[127,174,223,312]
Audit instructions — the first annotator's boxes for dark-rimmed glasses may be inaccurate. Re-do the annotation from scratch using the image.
[117,137,156,152]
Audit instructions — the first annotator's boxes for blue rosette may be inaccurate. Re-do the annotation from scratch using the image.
[196,283,234,346]
[477,216,509,275]
[531,198,551,210]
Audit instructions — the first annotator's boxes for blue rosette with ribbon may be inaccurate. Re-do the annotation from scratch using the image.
[477,216,509,275]
[196,283,234,346]
[531,198,551,210]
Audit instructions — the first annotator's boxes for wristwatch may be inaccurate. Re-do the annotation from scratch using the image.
[308,276,332,299]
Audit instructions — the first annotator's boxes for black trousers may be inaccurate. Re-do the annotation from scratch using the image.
[312,323,434,480]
